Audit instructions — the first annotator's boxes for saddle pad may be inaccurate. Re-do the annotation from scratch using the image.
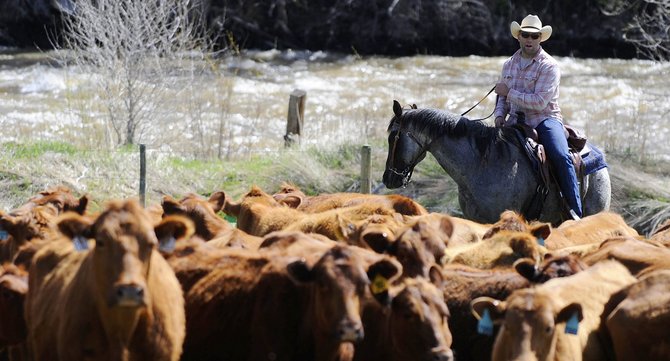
[582,142,607,175]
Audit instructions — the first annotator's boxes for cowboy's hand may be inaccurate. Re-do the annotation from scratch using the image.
[495,116,505,127]
[495,82,509,97]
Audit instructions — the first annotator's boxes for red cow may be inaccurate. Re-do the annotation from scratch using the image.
[354,268,454,361]
[272,182,428,215]
[179,241,401,361]
[26,200,189,361]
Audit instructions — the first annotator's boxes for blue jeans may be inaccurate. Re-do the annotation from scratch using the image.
[536,118,583,217]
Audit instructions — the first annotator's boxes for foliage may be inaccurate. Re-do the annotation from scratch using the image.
[55,0,217,146]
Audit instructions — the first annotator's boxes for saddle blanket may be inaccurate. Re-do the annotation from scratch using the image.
[582,143,607,175]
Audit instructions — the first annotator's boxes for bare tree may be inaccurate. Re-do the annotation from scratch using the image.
[56,0,214,146]
[602,0,670,60]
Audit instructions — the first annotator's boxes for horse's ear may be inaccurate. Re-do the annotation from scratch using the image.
[411,103,417,109]
[393,100,403,117]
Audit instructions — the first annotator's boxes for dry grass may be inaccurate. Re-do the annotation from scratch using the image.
[0,140,668,236]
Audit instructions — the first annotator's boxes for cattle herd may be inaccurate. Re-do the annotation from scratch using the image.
[0,184,668,361]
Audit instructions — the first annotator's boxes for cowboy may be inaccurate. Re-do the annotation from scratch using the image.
[493,14,582,220]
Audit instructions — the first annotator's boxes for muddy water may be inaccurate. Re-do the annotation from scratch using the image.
[0,49,668,159]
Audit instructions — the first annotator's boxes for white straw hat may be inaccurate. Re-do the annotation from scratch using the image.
[510,14,552,42]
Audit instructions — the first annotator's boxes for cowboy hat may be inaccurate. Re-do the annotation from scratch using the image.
[510,14,552,42]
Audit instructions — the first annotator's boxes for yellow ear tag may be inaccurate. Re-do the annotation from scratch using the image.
[371,274,389,295]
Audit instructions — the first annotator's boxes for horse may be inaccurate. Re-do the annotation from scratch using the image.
[382,100,611,225]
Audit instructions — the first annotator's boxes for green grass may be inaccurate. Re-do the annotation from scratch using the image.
[2,141,78,159]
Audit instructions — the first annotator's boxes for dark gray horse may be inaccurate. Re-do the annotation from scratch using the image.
[382,100,611,225]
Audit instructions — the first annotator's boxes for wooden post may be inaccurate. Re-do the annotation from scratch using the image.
[360,145,372,194]
[139,144,146,208]
[285,89,306,147]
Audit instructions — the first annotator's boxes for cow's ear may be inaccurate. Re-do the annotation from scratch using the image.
[154,215,194,254]
[278,195,302,209]
[531,222,552,241]
[437,214,455,239]
[161,196,182,215]
[471,297,506,324]
[72,195,89,215]
[57,213,94,251]
[393,100,403,117]
[208,191,226,213]
[287,259,313,284]
[556,302,583,324]
[514,257,539,282]
[428,265,444,289]
[367,258,401,305]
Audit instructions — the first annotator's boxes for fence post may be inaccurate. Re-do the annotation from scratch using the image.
[139,144,146,208]
[284,89,306,147]
[360,145,372,194]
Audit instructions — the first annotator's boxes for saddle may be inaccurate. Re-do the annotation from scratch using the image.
[512,123,589,221]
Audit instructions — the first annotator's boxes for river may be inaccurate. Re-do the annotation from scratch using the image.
[0,49,669,160]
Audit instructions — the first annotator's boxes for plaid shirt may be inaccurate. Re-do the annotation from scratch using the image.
[494,47,562,128]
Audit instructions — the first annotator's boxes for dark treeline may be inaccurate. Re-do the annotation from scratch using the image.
[0,0,641,58]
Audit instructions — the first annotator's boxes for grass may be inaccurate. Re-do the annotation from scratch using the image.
[0,140,668,236]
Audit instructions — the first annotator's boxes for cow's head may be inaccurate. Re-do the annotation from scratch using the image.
[382,268,454,361]
[162,191,229,240]
[271,182,306,209]
[287,245,401,344]
[0,204,60,260]
[57,200,193,308]
[515,254,588,284]
[25,186,88,215]
[471,291,584,361]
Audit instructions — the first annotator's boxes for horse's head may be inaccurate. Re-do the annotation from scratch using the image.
[383,100,427,189]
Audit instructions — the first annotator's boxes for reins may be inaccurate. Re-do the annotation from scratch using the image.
[461,85,497,121]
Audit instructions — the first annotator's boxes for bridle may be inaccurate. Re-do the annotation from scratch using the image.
[387,116,430,187]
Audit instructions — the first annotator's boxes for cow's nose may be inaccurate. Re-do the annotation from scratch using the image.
[432,347,454,361]
[114,284,145,306]
[338,320,364,342]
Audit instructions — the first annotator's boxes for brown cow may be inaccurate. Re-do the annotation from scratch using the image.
[514,253,588,284]
[161,191,263,250]
[223,185,308,236]
[439,254,587,361]
[26,200,189,361]
[0,186,88,264]
[11,185,88,217]
[445,210,550,249]
[354,268,454,361]
[440,264,531,361]
[604,269,670,361]
[544,211,639,250]
[272,182,428,215]
[179,241,401,361]
[385,213,451,278]
[444,230,547,269]
[472,260,636,361]
[582,236,670,277]
[0,204,60,263]
[225,185,403,239]
[161,192,232,240]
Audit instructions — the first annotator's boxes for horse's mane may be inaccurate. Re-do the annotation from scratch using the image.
[389,107,517,157]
